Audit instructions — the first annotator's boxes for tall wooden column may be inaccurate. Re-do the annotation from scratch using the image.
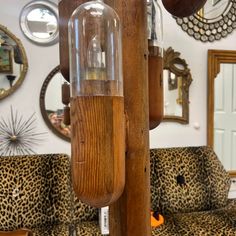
[58,0,150,235]
[107,1,150,235]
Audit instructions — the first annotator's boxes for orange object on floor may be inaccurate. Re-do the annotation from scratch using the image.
[151,211,164,227]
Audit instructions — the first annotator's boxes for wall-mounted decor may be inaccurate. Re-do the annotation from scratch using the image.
[162,0,207,17]
[163,47,193,124]
[147,0,164,130]
[40,65,70,142]
[0,49,12,73]
[207,49,236,172]
[175,0,236,42]
[0,107,46,156]
[0,24,28,100]
[20,0,59,45]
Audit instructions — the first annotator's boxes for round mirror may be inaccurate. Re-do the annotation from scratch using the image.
[20,0,59,45]
[0,24,28,100]
[40,66,71,141]
[196,0,229,20]
[175,0,236,42]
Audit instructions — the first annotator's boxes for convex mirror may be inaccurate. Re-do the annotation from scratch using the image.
[20,0,59,45]
[175,0,236,42]
[40,65,70,141]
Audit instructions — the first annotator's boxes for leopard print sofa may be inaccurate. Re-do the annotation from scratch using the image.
[0,154,100,236]
[1,147,235,235]
[151,146,236,236]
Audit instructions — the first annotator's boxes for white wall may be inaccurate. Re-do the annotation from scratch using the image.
[0,0,70,155]
[0,0,236,154]
[150,1,236,148]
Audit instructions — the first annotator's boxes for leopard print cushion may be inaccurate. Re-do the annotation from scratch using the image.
[152,215,178,236]
[0,155,56,230]
[76,221,101,235]
[73,194,98,223]
[32,223,72,236]
[173,209,236,235]
[150,146,230,214]
[0,154,97,227]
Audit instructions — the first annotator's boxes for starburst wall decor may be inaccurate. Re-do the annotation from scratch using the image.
[0,107,47,156]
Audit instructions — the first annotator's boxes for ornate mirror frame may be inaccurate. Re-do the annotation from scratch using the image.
[175,0,236,42]
[20,0,59,46]
[208,49,236,177]
[40,65,70,142]
[163,47,193,124]
[0,24,28,100]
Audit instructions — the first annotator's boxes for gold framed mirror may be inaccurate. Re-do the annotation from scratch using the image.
[0,24,28,100]
[208,49,236,174]
[175,0,236,42]
[40,65,70,142]
[163,47,193,124]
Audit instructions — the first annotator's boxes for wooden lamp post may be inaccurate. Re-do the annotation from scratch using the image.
[59,0,150,234]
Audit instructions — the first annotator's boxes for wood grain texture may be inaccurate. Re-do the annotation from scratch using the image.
[107,0,151,235]
[161,0,207,17]
[207,50,236,147]
[0,229,32,236]
[59,0,150,234]
[148,46,163,130]
[70,96,125,207]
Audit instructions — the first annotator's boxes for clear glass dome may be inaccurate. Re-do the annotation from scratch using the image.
[147,0,163,56]
[68,0,123,96]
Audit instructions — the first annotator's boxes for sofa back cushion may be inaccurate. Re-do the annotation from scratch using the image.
[0,154,72,230]
[150,146,230,214]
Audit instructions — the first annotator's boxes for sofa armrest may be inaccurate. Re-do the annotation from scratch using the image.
[0,229,32,236]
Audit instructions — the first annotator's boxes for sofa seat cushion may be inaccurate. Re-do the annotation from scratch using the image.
[150,146,230,214]
[173,209,236,236]
[76,221,101,235]
[31,223,72,236]
[152,215,178,236]
[73,194,98,222]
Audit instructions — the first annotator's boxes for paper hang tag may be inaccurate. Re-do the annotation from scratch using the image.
[99,206,109,235]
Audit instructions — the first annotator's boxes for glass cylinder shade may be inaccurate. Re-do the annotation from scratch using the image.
[147,0,163,56]
[147,0,164,130]
[69,0,123,97]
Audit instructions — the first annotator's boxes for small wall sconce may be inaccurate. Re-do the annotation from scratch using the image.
[68,0,125,207]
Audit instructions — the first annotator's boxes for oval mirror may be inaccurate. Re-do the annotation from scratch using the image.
[163,47,193,124]
[40,66,71,141]
[20,0,59,45]
[175,0,236,42]
[0,24,28,100]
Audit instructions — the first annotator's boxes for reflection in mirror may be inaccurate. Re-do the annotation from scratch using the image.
[40,66,70,141]
[20,1,59,45]
[196,0,229,20]
[208,50,236,173]
[163,47,192,124]
[175,0,235,42]
[0,24,28,100]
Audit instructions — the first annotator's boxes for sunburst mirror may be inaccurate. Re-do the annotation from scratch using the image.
[175,0,236,42]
